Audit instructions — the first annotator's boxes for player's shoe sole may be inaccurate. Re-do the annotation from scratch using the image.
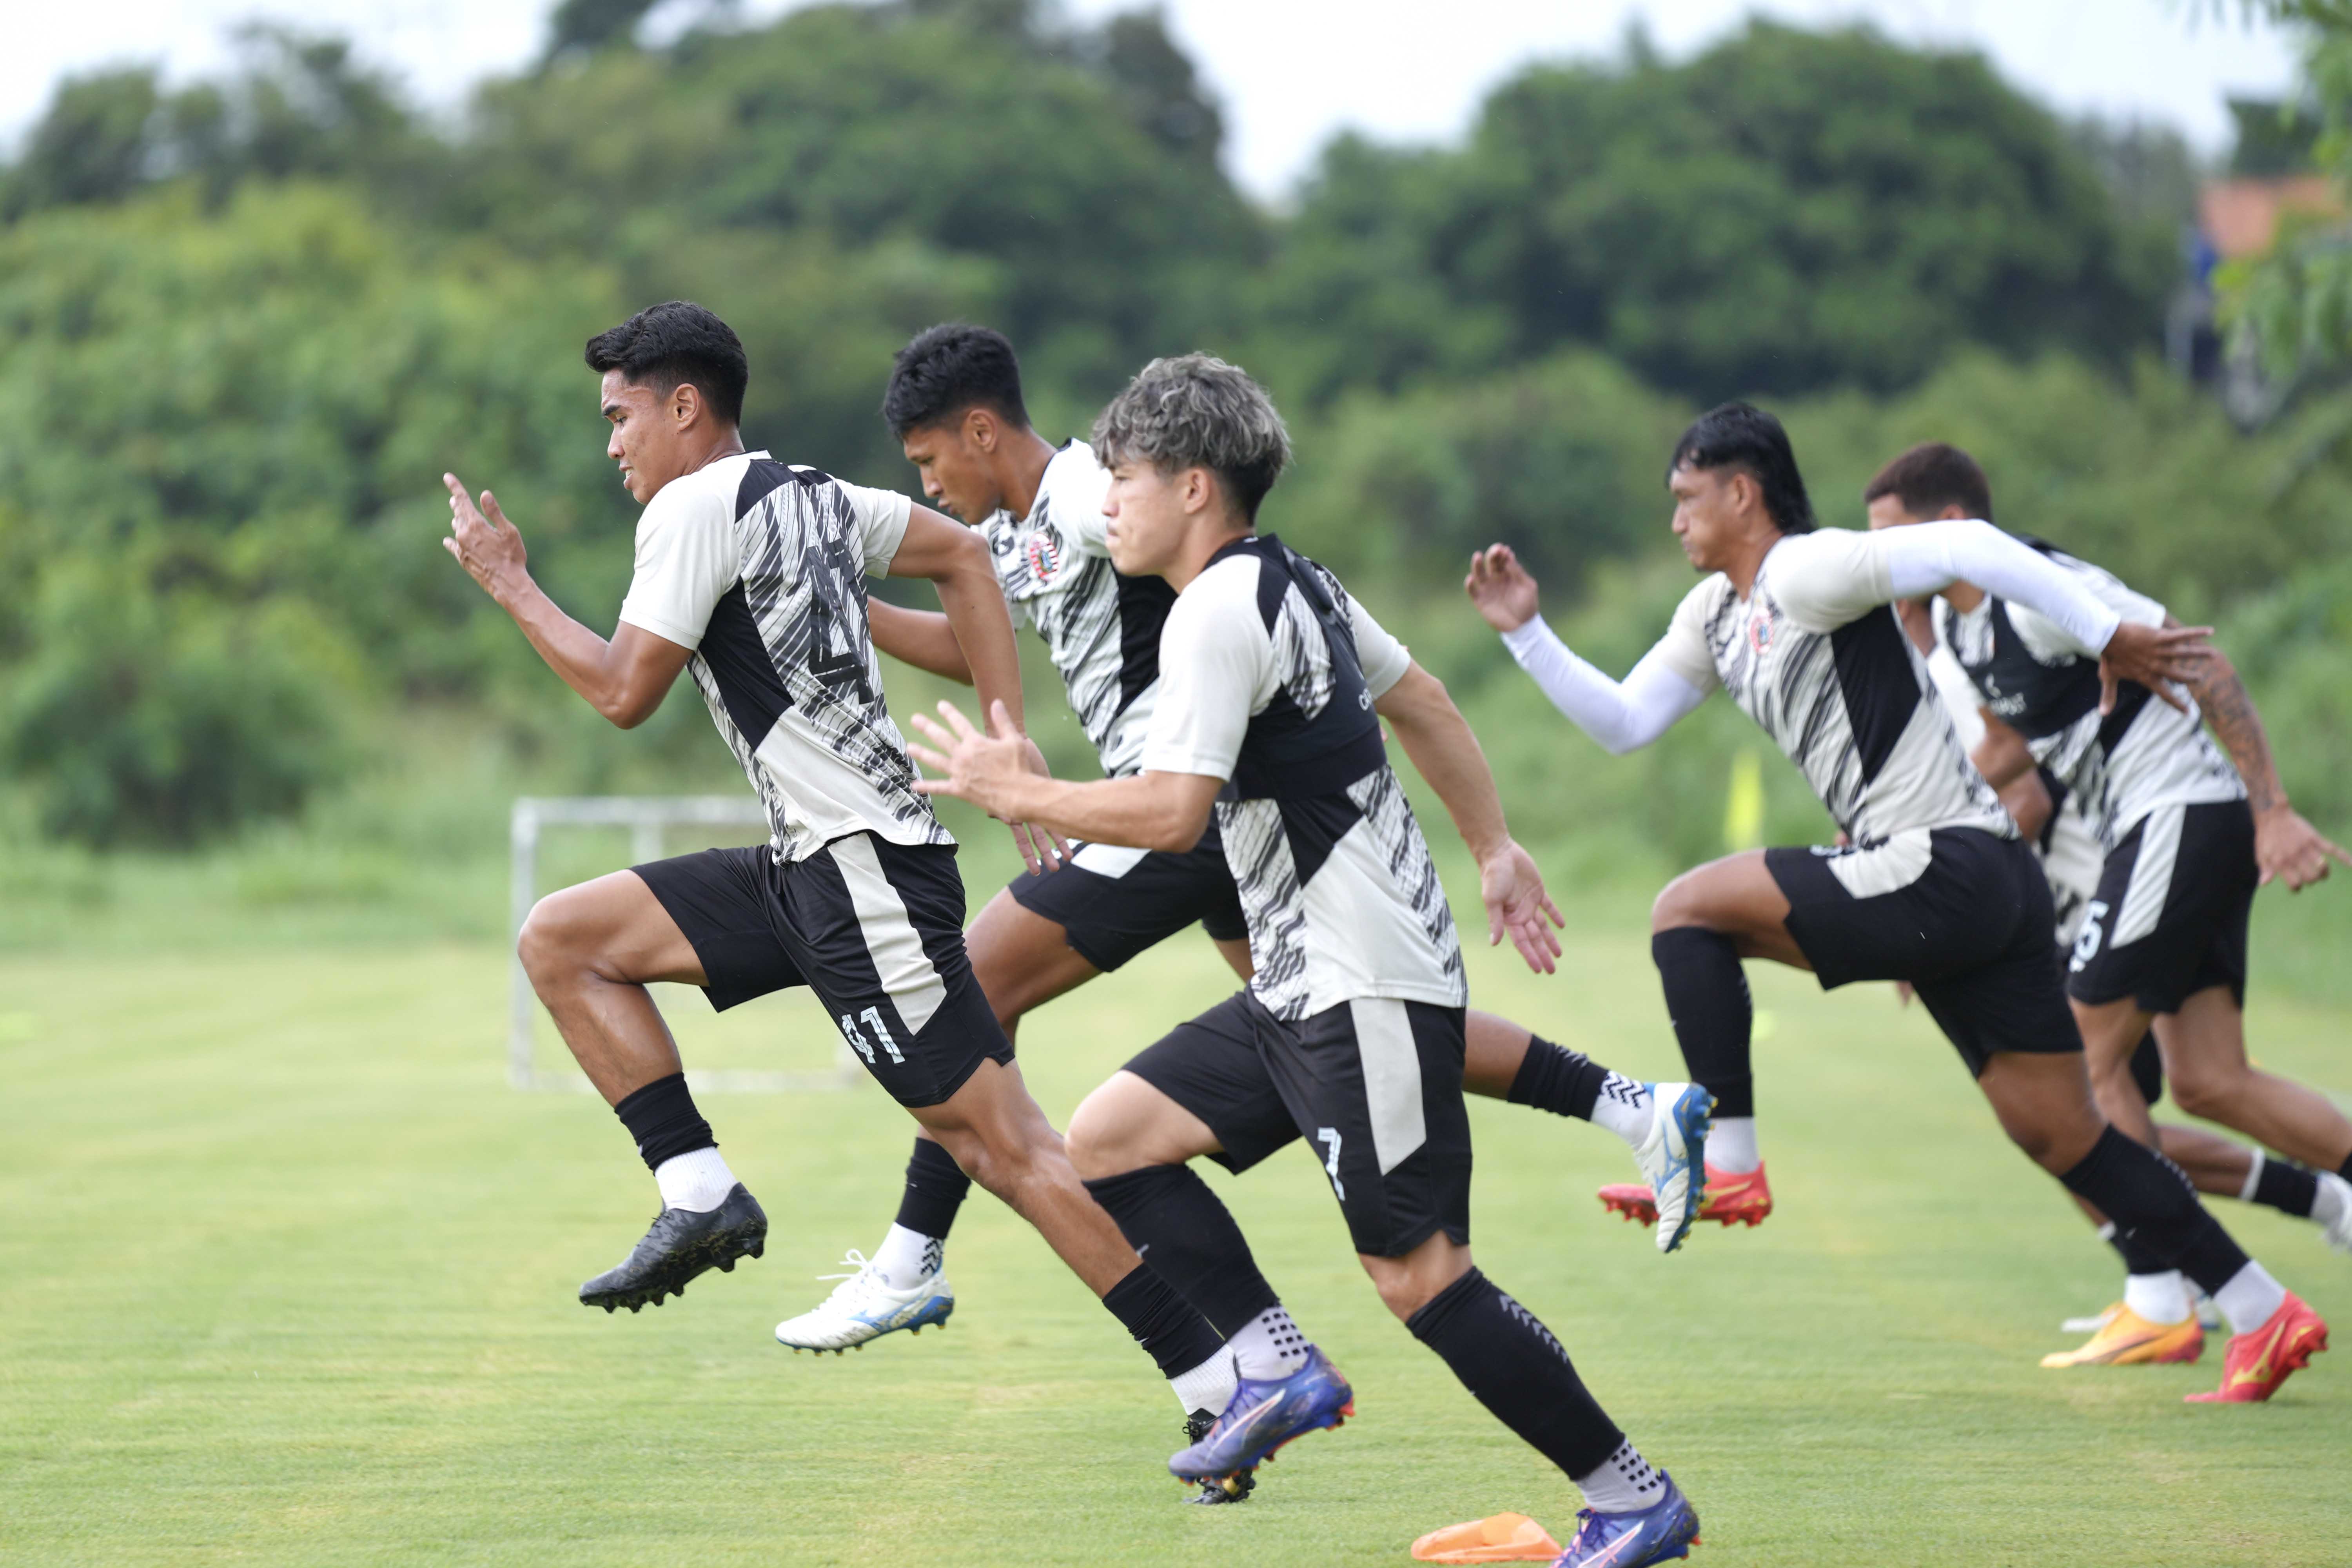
[579,1184,766,1313]
[1601,1160,1771,1230]
[1182,1408,1256,1505]
[1170,1345,1353,1494]
[2039,1305,2203,1367]
[1631,1083,1714,1254]
[2186,1291,2328,1403]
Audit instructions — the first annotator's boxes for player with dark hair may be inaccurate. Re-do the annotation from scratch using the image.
[912,354,1704,1566]
[1863,440,2351,1368]
[774,323,1714,1366]
[436,299,1242,1447]
[1466,401,2328,1403]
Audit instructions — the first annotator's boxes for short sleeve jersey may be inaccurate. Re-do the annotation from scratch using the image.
[977,441,1175,778]
[617,450,951,861]
[1140,534,1454,1022]
[1650,528,2009,845]
[1931,544,2241,847]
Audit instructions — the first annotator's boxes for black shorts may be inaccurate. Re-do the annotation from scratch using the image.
[2066,800,2255,1015]
[633,835,1012,1109]
[1122,991,1472,1258]
[1767,826,2079,1077]
[1006,818,1249,972]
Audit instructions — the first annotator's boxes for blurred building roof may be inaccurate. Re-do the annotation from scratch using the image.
[2198,176,2344,259]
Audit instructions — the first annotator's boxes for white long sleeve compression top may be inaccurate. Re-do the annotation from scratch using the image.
[1499,619,1706,754]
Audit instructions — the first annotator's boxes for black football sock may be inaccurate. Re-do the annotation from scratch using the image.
[1507,1036,1610,1120]
[2248,1152,2319,1218]
[2060,1127,2250,1298]
[1651,927,1754,1120]
[2099,1219,2170,1277]
[1406,1267,1630,1483]
[895,1136,973,1240]
[1084,1163,1281,1334]
[1102,1264,1228,1384]
[612,1072,715,1172]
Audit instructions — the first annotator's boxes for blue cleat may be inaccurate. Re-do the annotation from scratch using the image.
[1629,1085,1713,1255]
[1551,1472,1701,1567]
[1168,1345,1353,1494]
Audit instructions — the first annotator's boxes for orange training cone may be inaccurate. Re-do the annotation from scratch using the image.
[1410,1512,1565,1563]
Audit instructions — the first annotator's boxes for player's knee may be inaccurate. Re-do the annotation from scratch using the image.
[517,891,593,986]
[1649,872,1712,935]
[1063,1099,1130,1182]
[2165,1065,2235,1121]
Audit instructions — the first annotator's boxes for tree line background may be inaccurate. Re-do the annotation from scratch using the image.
[1,0,2346,939]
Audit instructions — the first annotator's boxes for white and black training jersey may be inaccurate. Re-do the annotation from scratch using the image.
[1141,534,1463,1021]
[978,441,1174,779]
[617,450,951,862]
[1931,544,2243,849]
[1653,530,2011,845]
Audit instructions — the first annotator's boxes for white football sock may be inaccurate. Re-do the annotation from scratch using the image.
[2122,1270,2190,1326]
[1225,1305,1311,1380]
[1572,1438,1668,1514]
[1170,1350,1239,1417]
[1589,1074,1655,1145]
[869,1223,942,1290]
[653,1146,738,1212]
[2212,1261,2289,1337]
[1709,1117,1759,1173]
[2237,1148,2266,1203]
[2313,1172,2352,1230]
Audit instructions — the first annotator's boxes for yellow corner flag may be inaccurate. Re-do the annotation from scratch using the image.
[1724,750,1765,853]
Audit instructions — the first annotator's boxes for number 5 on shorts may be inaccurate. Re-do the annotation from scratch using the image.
[2071,899,2109,973]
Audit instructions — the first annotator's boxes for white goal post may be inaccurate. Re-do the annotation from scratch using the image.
[507,796,861,1093]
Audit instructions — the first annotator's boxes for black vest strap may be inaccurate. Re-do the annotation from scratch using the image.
[1214,534,1387,801]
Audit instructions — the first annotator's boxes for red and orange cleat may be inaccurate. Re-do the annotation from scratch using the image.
[2185,1292,2328,1404]
[1601,1161,1772,1230]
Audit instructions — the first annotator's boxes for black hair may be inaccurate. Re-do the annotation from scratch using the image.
[882,323,1031,439]
[1863,441,1994,524]
[583,301,748,425]
[1667,401,1815,534]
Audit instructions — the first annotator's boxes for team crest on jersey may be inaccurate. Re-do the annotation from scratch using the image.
[1024,528,1066,585]
[1747,612,1775,654]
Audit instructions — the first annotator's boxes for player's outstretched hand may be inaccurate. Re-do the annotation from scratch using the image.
[2254,804,2352,891]
[1479,837,1564,975]
[1465,545,1541,634]
[442,472,527,599]
[909,700,1032,822]
[1008,737,1069,877]
[2098,621,2212,715]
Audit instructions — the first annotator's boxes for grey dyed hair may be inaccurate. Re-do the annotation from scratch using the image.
[1091,354,1292,523]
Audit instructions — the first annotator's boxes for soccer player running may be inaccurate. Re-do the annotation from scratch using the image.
[911,354,1703,1567]
[1861,441,2352,1367]
[437,300,1240,1439]
[1465,402,2327,1404]
[775,325,1713,1356]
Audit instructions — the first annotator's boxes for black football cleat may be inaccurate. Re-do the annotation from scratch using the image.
[1180,1409,1255,1505]
[579,1184,768,1313]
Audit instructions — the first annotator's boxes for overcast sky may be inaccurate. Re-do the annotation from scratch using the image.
[3,0,2303,198]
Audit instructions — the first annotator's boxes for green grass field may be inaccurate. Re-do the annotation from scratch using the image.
[4,887,2349,1566]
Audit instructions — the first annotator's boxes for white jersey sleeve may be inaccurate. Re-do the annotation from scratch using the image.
[2004,554,2166,661]
[1762,528,1898,633]
[832,476,913,577]
[1345,590,1413,699]
[1138,561,1272,780]
[617,468,738,650]
[1046,443,1115,558]
[1924,641,1988,753]
[1501,613,1710,755]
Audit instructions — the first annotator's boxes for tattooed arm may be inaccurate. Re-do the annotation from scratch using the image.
[2176,620,2350,890]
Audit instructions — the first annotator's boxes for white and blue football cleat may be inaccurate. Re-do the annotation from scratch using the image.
[774,1250,955,1353]
[1629,1084,1713,1255]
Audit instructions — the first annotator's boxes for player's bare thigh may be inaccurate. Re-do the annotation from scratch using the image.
[1649,849,1810,968]
[518,869,707,987]
[1065,1070,1225,1179]
[964,887,1104,1030]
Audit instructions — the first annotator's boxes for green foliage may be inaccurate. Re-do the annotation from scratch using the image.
[1252,22,2173,407]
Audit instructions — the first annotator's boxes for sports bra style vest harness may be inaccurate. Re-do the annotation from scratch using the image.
[1937,538,2153,751]
[1212,534,1388,803]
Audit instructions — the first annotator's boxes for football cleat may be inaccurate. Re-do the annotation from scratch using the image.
[1181,1407,1256,1504]
[2186,1291,2328,1403]
[774,1252,955,1352]
[2039,1305,2203,1367]
[1411,1512,1564,1562]
[2317,1173,2352,1257]
[579,1184,766,1313]
[1550,1473,1702,1568]
[1627,1083,1713,1254]
[1601,1161,1770,1231]
[2058,1301,2123,1336]
[1169,1345,1353,1492]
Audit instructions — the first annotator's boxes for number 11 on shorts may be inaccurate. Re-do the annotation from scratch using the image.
[838,1007,905,1066]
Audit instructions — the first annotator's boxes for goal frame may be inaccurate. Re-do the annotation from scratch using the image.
[506,796,861,1093]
